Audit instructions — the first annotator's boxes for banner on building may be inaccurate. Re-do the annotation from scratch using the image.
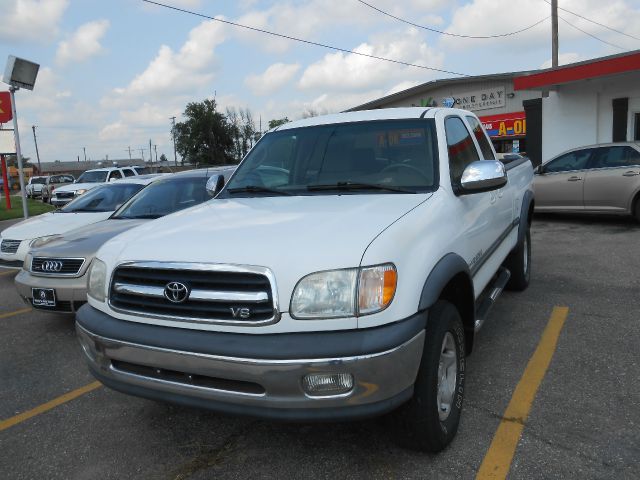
[480,111,526,138]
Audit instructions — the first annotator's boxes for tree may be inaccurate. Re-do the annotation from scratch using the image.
[268,117,289,129]
[159,153,168,163]
[173,99,236,165]
[227,106,257,161]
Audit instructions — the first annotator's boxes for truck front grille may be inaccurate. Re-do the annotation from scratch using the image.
[1,239,21,254]
[109,263,278,325]
[31,257,85,275]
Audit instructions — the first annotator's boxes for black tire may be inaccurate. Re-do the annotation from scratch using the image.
[634,197,640,223]
[391,301,466,453]
[504,227,531,291]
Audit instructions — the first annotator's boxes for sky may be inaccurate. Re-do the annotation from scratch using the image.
[1,0,639,164]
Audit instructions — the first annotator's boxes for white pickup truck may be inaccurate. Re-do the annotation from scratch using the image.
[76,107,534,452]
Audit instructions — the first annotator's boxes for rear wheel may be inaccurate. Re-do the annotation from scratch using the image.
[391,301,465,453]
[634,197,640,223]
[504,228,531,291]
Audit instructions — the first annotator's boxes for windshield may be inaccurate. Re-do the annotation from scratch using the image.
[60,184,144,213]
[114,176,210,219]
[76,171,108,183]
[220,119,438,197]
[31,177,47,184]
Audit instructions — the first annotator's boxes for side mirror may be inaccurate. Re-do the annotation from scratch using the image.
[534,165,544,175]
[206,174,225,197]
[459,160,507,195]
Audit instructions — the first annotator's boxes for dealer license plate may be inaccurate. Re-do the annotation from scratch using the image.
[32,288,56,307]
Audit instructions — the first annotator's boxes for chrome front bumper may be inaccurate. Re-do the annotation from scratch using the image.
[77,323,425,419]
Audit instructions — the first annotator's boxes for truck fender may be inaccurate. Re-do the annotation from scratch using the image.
[418,253,471,311]
[517,190,535,244]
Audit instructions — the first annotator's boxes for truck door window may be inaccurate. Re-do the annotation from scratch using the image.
[109,170,123,181]
[445,117,480,185]
[466,116,495,160]
[123,168,136,177]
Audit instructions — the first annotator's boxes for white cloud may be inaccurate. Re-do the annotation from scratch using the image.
[111,19,226,100]
[55,19,110,66]
[298,28,445,91]
[540,52,583,69]
[245,63,300,96]
[0,0,69,43]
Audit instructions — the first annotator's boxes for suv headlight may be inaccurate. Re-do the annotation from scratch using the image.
[87,259,107,302]
[290,263,397,319]
[75,189,87,196]
[30,235,61,248]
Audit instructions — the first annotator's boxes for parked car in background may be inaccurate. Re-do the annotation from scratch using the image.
[534,142,640,222]
[0,175,162,267]
[26,176,48,198]
[41,174,75,203]
[15,167,235,313]
[51,167,142,207]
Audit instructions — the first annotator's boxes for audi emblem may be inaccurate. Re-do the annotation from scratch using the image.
[163,281,190,304]
[40,260,63,272]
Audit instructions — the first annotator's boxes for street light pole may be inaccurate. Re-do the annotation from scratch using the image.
[170,116,178,167]
[9,86,28,219]
[32,125,41,174]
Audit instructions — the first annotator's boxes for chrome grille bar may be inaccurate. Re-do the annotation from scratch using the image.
[113,282,269,302]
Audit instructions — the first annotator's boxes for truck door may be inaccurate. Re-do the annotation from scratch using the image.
[443,115,496,283]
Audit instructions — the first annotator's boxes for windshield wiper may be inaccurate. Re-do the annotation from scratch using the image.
[226,185,292,196]
[115,214,162,219]
[307,182,416,194]
[67,208,110,213]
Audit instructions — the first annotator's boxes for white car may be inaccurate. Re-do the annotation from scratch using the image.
[78,108,534,452]
[0,175,162,267]
[51,166,142,207]
[25,176,48,198]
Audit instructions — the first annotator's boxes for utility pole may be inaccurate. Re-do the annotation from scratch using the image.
[154,144,158,162]
[126,146,132,160]
[83,146,87,162]
[139,148,145,162]
[31,125,41,174]
[551,0,559,68]
[170,116,178,167]
[149,139,153,166]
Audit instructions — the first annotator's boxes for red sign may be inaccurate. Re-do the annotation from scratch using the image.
[480,111,526,138]
[0,92,12,124]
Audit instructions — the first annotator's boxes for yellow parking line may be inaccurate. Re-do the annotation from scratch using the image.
[0,269,19,276]
[0,307,32,319]
[476,306,569,480]
[0,381,102,432]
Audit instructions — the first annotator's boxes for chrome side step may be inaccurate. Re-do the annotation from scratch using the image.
[474,267,511,332]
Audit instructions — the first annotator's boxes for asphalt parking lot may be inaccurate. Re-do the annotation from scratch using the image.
[1,214,639,479]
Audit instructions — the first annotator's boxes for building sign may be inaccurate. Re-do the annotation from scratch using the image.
[444,87,506,111]
[0,92,13,124]
[480,111,526,138]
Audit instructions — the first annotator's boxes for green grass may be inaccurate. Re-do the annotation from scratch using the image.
[0,195,55,221]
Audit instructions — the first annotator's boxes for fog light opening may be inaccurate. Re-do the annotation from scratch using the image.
[302,373,354,397]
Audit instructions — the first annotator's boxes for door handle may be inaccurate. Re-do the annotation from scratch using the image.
[567,176,582,182]
[622,171,640,177]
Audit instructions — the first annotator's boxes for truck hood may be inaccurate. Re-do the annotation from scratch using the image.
[54,183,101,194]
[0,211,114,241]
[30,218,147,261]
[99,194,432,303]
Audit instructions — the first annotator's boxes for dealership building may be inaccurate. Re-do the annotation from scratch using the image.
[348,49,640,167]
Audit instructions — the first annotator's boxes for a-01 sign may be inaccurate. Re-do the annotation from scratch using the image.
[0,91,12,124]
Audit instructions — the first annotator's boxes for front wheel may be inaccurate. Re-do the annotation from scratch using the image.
[504,228,531,291]
[391,301,465,453]
[634,197,640,223]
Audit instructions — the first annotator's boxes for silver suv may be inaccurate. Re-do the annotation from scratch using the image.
[534,142,640,222]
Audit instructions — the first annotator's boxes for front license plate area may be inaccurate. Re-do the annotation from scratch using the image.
[32,288,56,307]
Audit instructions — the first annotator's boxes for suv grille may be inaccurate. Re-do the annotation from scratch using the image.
[55,191,75,199]
[1,239,21,254]
[31,257,85,275]
[109,264,277,325]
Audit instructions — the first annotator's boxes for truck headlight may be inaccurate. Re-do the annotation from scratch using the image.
[290,263,397,319]
[87,259,107,302]
[75,189,88,196]
[358,264,397,315]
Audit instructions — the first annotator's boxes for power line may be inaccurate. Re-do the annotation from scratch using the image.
[140,0,468,76]
[356,0,550,39]
[558,14,626,50]
[541,0,640,42]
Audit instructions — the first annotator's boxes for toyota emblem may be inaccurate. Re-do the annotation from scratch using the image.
[163,281,190,303]
[41,260,63,272]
